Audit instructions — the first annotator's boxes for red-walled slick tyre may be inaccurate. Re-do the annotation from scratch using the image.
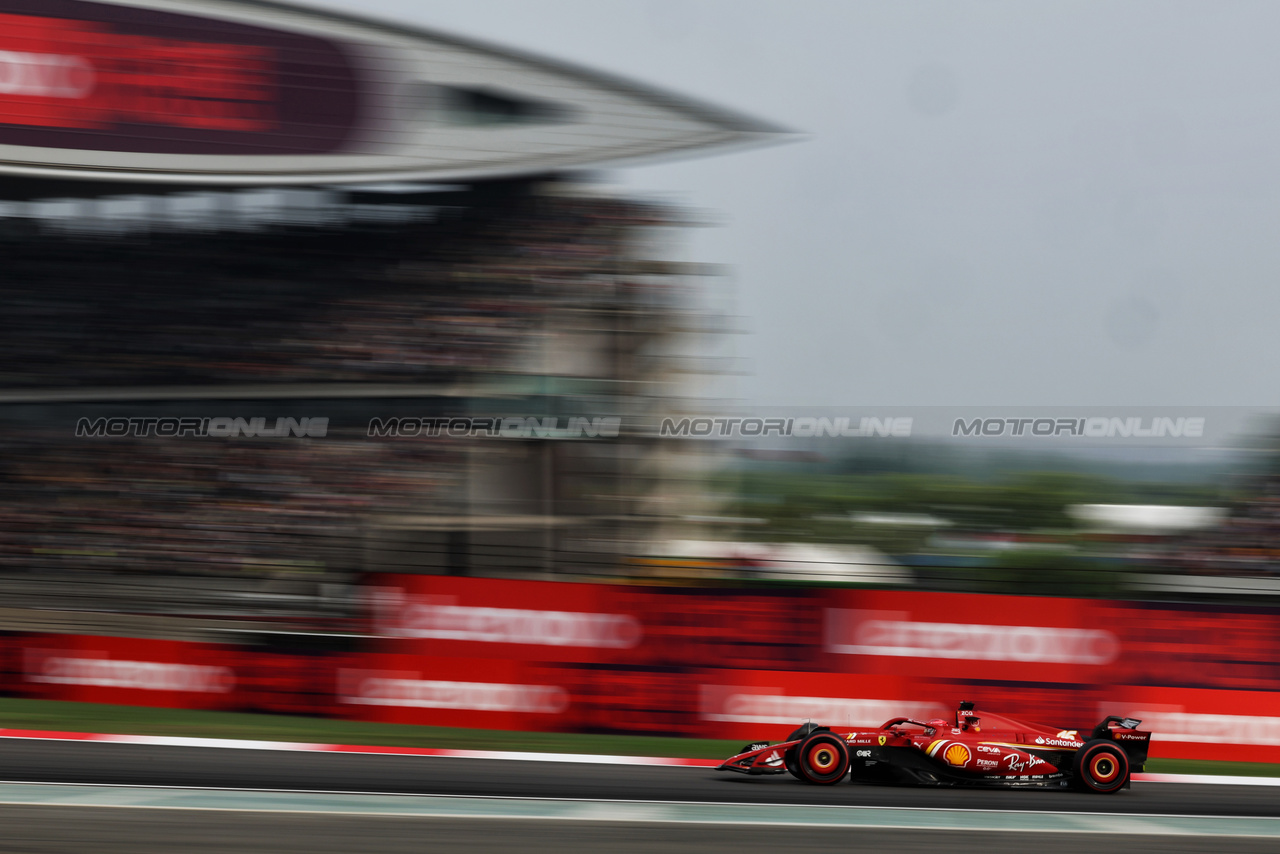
[796,732,850,785]
[1073,740,1130,793]
[785,723,824,779]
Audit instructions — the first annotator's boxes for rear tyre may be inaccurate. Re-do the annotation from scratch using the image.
[795,732,850,785]
[1073,740,1129,793]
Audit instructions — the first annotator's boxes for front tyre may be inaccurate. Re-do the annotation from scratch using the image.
[787,722,825,741]
[784,723,824,779]
[1074,740,1130,793]
[796,732,850,785]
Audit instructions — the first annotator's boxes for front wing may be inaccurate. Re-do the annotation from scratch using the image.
[717,739,804,775]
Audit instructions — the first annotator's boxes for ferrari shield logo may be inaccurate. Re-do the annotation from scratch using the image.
[878,735,886,746]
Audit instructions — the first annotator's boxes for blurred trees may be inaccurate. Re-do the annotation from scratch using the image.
[721,467,1228,553]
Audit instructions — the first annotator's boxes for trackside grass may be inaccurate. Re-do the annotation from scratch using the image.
[0,698,1276,777]
[0,698,742,758]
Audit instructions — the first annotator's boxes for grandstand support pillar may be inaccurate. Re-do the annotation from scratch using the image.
[542,440,555,575]
[447,529,468,577]
[148,193,166,232]
[216,190,238,231]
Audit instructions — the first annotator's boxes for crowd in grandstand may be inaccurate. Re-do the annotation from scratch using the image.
[0,432,465,621]
[0,193,666,387]
[1160,477,1280,575]
[0,189,672,623]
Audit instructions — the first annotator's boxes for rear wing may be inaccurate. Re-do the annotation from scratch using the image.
[1093,715,1150,769]
[1091,716,1142,739]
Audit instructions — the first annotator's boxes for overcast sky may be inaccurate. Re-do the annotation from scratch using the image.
[317,0,1280,408]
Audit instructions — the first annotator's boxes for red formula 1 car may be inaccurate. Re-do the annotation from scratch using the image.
[718,702,1151,793]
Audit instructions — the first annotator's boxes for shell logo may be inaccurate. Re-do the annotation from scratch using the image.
[943,743,971,767]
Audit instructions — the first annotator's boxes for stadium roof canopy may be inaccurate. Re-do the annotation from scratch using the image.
[0,0,787,187]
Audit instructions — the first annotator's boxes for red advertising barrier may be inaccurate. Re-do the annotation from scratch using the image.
[337,653,571,731]
[695,670,951,742]
[820,590,1118,685]
[8,579,1280,766]
[1106,603,1280,691]
[240,651,345,718]
[1,633,345,716]
[367,576,647,665]
[367,574,823,671]
[550,665,693,735]
[1108,686,1280,764]
[14,634,242,711]
[634,588,821,671]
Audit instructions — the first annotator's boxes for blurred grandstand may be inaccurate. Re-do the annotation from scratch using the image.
[0,180,729,635]
[2,181,1278,638]
[0,0,788,638]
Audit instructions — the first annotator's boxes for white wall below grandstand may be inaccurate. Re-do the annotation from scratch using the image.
[658,540,909,585]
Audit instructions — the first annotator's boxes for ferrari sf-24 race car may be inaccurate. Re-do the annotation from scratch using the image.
[718,702,1151,793]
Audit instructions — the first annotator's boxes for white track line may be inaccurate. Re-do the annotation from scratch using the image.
[0,783,1277,835]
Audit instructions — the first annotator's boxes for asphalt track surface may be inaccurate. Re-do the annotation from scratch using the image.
[3,739,1280,853]
[3,737,1278,816]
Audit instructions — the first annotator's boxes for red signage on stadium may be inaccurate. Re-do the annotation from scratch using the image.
[0,0,359,155]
